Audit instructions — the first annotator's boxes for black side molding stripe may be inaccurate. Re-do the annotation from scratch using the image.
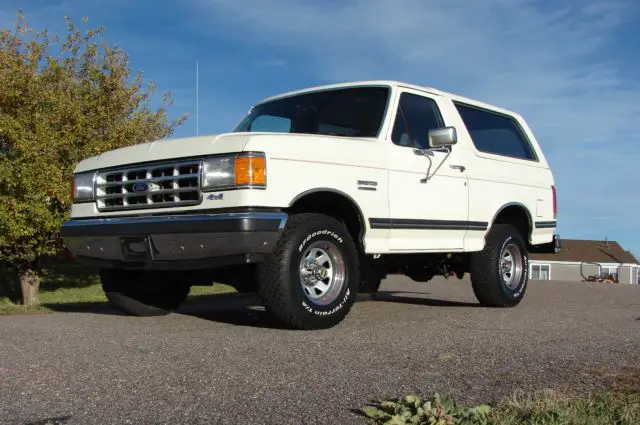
[369,218,488,231]
[535,221,557,229]
[467,222,490,230]
[369,218,555,231]
[369,218,393,228]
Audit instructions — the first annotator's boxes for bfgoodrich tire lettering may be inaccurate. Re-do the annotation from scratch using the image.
[257,213,360,330]
[469,223,529,307]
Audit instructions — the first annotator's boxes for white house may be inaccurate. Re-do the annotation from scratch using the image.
[529,239,639,284]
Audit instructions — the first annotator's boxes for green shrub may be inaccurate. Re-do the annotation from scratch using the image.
[0,11,186,306]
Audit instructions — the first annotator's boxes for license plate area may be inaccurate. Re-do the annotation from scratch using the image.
[120,236,151,261]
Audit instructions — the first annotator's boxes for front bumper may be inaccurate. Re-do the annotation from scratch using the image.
[60,212,287,270]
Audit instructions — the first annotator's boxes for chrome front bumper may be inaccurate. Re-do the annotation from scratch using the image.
[60,211,287,270]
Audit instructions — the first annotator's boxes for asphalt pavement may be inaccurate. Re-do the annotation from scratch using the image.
[1,277,638,425]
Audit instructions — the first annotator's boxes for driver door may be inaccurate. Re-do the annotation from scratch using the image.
[386,89,470,251]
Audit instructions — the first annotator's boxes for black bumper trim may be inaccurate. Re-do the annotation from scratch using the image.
[75,253,264,271]
[60,212,288,270]
[60,212,287,238]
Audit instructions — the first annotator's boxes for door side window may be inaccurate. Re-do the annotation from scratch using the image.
[391,93,444,149]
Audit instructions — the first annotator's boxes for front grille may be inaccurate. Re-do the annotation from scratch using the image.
[95,160,202,211]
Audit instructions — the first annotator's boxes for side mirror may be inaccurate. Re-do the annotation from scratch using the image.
[428,126,457,148]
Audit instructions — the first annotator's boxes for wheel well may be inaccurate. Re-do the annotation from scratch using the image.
[492,205,532,243]
[287,191,365,250]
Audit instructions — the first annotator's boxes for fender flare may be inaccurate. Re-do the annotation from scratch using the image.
[487,202,534,241]
[287,187,368,244]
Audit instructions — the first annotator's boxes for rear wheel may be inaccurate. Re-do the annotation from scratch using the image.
[257,213,360,330]
[101,269,191,316]
[469,223,529,307]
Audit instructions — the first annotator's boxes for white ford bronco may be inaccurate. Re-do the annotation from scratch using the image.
[61,80,560,330]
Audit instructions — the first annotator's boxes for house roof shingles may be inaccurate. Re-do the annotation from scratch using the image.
[530,239,639,264]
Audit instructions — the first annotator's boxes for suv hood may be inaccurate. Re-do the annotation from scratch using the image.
[74,133,252,173]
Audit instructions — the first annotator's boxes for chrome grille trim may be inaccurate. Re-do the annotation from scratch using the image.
[95,159,202,211]
[97,173,200,188]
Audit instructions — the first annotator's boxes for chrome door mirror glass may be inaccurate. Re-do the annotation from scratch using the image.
[428,126,457,148]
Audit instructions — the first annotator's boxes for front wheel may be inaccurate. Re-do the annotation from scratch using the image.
[257,213,360,330]
[101,269,191,316]
[469,223,529,307]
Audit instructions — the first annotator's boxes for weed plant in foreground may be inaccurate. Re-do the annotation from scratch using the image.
[362,367,640,425]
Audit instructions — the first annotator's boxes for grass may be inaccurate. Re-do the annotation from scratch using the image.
[362,367,640,425]
[363,390,639,425]
[0,260,236,314]
[490,389,639,424]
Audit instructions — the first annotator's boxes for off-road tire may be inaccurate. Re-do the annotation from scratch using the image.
[101,269,191,316]
[469,223,528,307]
[256,213,360,330]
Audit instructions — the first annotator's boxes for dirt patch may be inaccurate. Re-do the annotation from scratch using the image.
[580,363,640,394]
[612,366,640,394]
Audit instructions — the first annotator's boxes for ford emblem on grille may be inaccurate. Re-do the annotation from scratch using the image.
[132,182,149,193]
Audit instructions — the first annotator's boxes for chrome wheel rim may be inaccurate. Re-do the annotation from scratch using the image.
[298,241,345,305]
[500,243,523,290]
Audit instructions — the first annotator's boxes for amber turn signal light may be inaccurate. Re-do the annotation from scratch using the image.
[234,155,266,187]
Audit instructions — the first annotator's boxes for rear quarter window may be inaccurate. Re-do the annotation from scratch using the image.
[454,102,537,161]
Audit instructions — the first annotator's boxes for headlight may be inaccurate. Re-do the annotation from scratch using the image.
[201,152,266,191]
[72,172,95,203]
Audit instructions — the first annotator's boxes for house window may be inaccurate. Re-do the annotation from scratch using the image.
[599,266,619,282]
[531,264,550,280]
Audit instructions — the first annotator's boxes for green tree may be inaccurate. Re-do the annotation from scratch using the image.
[0,11,187,305]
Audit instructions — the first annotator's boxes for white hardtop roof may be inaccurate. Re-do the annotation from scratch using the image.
[256,80,522,119]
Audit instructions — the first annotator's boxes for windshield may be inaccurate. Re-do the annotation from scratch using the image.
[233,86,390,138]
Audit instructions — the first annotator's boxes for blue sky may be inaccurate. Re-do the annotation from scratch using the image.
[2,0,639,257]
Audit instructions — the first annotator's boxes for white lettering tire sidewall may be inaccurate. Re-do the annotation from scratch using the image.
[499,236,528,300]
[293,228,355,319]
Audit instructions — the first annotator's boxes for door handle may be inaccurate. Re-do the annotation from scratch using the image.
[449,164,466,172]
